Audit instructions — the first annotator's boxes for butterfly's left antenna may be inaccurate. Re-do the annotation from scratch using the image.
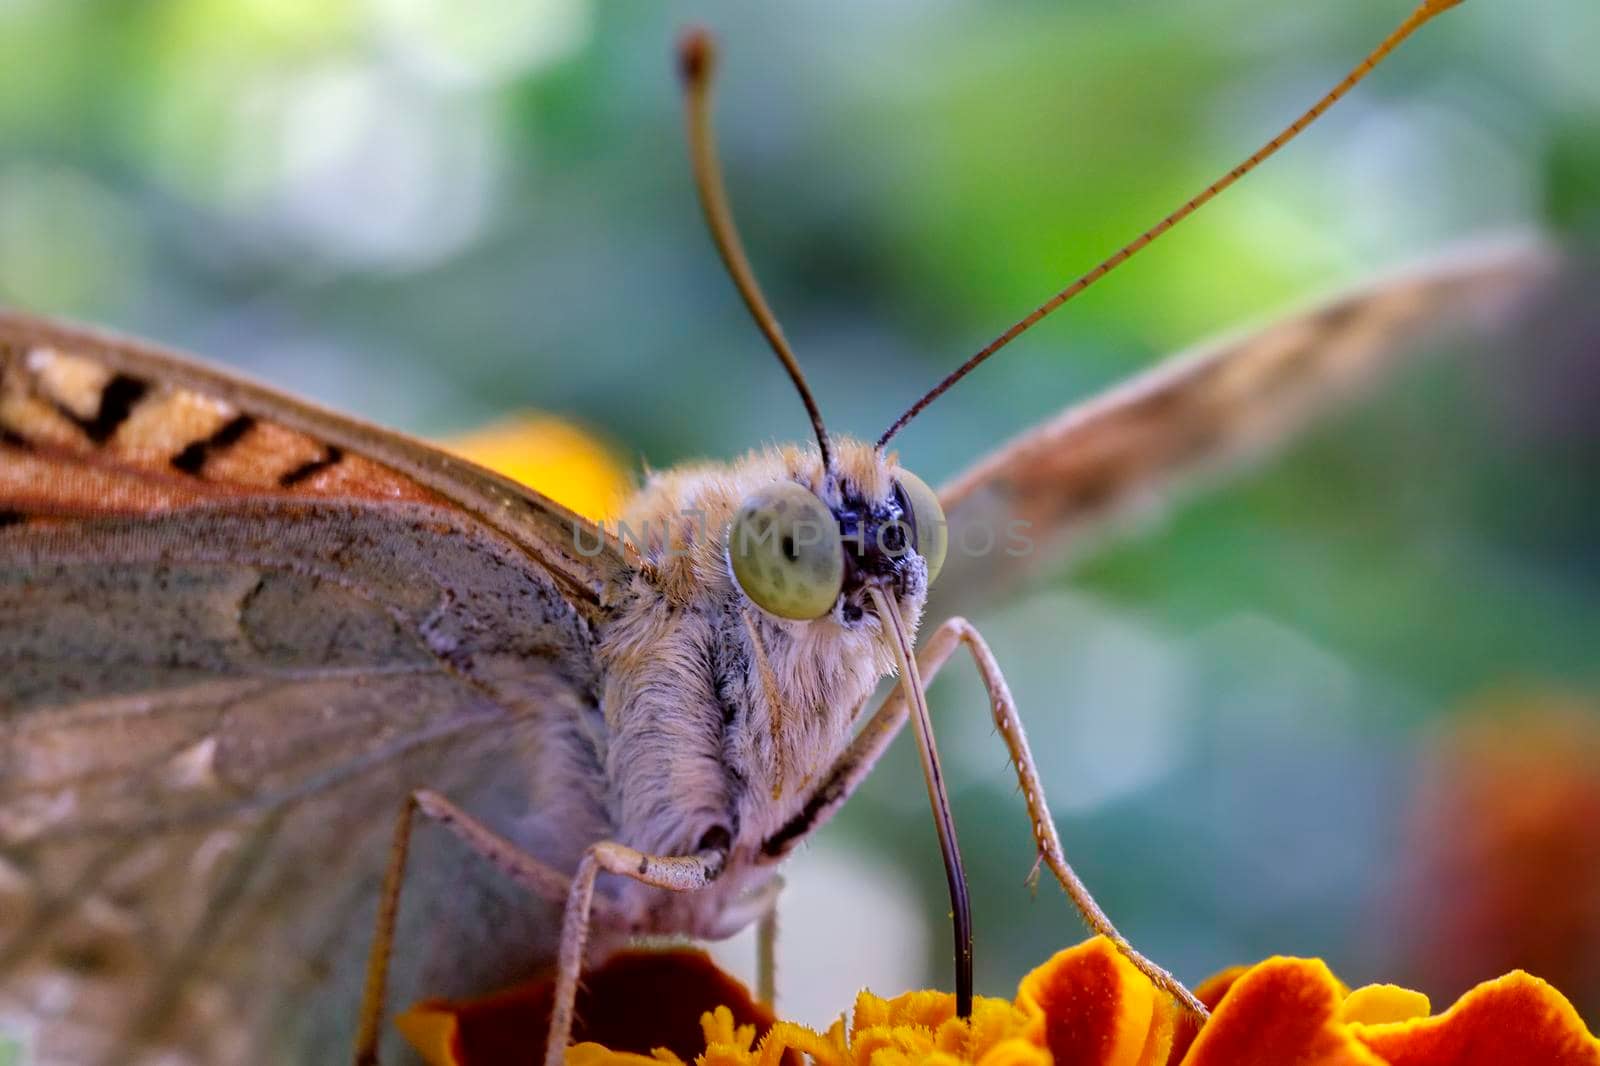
[679,29,833,472]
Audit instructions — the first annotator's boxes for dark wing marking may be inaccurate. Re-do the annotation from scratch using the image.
[61,374,148,445]
[0,312,632,606]
[278,444,343,487]
[932,237,1562,609]
[169,414,257,476]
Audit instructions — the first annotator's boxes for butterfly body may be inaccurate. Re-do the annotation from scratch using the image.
[596,438,926,877]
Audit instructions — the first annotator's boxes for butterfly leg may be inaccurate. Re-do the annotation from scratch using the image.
[925,618,1208,1020]
[756,902,779,1008]
[769,616,1207,1020]
[546,835,732,1066]
[700,874,784,1007]
[353,789,589,1066]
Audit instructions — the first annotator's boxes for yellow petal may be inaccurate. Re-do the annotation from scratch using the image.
[1340,983,1431,1025]
[395,1003,462,1066]
[567,1042,672,1066]
[972,1037,1052,1066]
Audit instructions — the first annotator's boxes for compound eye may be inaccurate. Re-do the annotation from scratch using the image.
[894,470,947,585]
[727,481,844,620]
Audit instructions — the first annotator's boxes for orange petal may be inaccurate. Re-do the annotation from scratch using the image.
[1340,985,1430,1026]
[1352,970,1600,1066]
[1165,965,1250,1066]
[1178,958,1384,1066]
[1016,937,1170,1066]
[1192,966,1250,1010]
[1132,994,1178,1066]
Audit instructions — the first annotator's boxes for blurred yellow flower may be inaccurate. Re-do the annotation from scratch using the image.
[443,412,630,521]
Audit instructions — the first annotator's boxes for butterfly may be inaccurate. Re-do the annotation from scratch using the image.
[0,3,1564,1065]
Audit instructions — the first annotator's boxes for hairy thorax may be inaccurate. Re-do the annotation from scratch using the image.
[589,437,926,940]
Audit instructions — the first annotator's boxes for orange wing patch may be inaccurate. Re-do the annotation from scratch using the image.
[0,344,440,518]
[111,383,239,462]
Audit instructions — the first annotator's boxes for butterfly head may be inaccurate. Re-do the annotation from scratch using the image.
[725,438,944,627]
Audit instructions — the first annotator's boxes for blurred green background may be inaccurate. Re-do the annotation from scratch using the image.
[3,0,1598,1030]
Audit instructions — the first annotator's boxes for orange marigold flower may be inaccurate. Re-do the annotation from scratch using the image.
[402,937,1600,1066]
[1385,692,1600,1019]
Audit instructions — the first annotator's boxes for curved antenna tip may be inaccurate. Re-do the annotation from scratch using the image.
[677,27,715,85]
[676,24,833,470]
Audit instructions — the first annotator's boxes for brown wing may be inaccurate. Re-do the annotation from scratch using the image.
[932,237,1562,608]
[0,319,630,1065]
[0,310,633,603]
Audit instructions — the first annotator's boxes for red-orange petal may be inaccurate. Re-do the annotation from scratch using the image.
[1178,958,1383,1066]
[1016,938,1170,1066]
[1191,967,1251,1010]
[1352,970,1600,1066]
[1165,965,1251,1065]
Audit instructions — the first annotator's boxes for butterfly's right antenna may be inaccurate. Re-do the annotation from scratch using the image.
[679,29,833,472]
[877,0,1466,448]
